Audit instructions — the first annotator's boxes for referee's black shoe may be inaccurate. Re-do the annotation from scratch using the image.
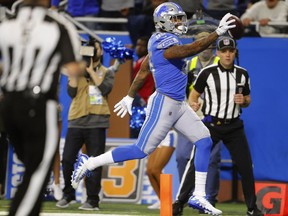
[246,207,264,216]
[172,200,184,216]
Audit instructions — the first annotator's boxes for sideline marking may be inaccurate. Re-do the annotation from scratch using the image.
[0,212,128,216]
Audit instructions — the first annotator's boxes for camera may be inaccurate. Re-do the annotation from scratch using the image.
[80,46,95,57]
[80,38,102,78]
[80,46,93,78]
[80,40,97,78]
[80,45,95,68]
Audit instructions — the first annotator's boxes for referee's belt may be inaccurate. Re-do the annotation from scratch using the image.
[203,115,239,125]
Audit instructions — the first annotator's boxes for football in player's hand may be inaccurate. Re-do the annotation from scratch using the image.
[227,15,244,40]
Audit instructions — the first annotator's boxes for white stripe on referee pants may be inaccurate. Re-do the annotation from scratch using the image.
[16,100,58,216]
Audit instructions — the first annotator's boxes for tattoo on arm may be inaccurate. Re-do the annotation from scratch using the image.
[164,32,219,59]
[128,55,151,98]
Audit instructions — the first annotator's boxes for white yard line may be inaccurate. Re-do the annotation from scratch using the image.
[0,212,129,216]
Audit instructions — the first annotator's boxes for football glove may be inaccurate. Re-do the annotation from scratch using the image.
[216,13,236,36]
[114,95,134,118]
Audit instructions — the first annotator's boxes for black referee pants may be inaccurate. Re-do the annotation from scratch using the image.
[205,119,257,210]
[2,93,59,216]
[176,118,257,210]
[62,127,106,204]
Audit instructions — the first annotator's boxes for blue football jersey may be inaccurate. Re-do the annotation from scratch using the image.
[148,32,187,101]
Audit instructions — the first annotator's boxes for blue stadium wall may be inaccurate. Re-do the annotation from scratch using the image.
[59,35,288,188]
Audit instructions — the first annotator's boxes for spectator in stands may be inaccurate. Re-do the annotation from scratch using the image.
[50,0,101,30]
[202,0,242,20]
[128,0,167,47]
[99,0,134,31]
[0,0,13,8]
[169,0,202,19]
[246,0,261,9]
[241,0,288,36]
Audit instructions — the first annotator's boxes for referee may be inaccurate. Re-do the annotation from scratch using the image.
[0,0,84,215]
[188,37,263,216]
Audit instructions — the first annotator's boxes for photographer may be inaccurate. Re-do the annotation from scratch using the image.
[56,39,115,210]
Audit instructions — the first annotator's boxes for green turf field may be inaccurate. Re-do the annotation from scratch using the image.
[0,199,247,215]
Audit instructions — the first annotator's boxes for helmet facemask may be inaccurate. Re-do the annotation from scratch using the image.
[169,14,188,35]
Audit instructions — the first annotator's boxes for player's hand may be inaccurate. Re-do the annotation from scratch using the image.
[114,95,134,118]
[216,13,236,36]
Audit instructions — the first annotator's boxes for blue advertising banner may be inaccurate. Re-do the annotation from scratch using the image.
[5,138,158,203]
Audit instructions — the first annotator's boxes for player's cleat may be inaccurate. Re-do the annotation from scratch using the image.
[71,153,91,189]
[188,195,222,216]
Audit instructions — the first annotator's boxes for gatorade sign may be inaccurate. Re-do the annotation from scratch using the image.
[256,182,288,216]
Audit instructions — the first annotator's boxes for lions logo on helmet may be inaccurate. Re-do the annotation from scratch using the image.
[153,2,188,35]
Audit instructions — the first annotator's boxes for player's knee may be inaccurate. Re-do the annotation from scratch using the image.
[146,166,154,176]
[146,166,161,176]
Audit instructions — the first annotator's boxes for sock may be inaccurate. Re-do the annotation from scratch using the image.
[87,151,114,170]
[193,171,207,197]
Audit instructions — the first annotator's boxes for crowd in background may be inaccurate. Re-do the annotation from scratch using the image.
[1,0,288,43]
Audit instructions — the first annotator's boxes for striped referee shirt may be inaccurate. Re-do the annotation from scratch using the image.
[0,6,81,99]
[193,62,250,119]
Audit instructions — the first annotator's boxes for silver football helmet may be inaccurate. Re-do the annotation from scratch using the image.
[153,2,188,35]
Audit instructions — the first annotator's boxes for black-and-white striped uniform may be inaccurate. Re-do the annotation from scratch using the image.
[0,5,81,216]
[175,62,258,211]
[0,7,81,98]
[194,63,250,119]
